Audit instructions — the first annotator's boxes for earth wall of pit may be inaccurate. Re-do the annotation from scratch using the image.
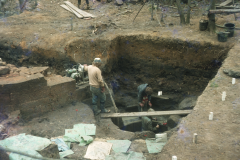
[64,35,231,96]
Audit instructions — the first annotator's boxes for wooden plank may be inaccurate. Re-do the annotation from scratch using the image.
[64,1,96,18]
[219,0,232,6]
[216,6,240,9]
[60,4,83,18]
[209,9,240,14]
[60,4,73,13]
[101,110,192,118]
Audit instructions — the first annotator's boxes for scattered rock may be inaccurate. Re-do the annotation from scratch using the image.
[37,144,60,159]
[178,96,197,110]
[0,62,6,66]
[0,125,5,133]
[0,66,10,75]
[223,69,240,78]
[38,117,50,123]
[167,115,181,129]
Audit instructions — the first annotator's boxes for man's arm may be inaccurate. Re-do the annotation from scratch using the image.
[97,69,104,87]
[84,65,88,72]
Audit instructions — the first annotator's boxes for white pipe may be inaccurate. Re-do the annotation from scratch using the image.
[172,156,177,160]
[209,112,213,120]
[222,91,226,101]
[232,78,236,84]
[193,133,198,144]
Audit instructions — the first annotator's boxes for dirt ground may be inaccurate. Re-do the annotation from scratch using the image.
[1,0,240,159]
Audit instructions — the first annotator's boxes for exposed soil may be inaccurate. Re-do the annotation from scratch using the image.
[0,0,240,159]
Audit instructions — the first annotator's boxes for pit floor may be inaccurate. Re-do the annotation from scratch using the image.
[8,102,158,159]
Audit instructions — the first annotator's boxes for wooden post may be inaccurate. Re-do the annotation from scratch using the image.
[151,0,154,20]
[233,0,237,20]
[176,0,186,25]
[208,0,216,35]
[161,13,164,22]
[71,17,73,31]
[155,5,162,26]
[186,0,191,24]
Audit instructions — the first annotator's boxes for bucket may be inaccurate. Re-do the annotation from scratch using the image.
[224,23,235,37]
[199,20,208,31]
[224,23,235,29]
[155,133,167,142]
[217,32,228,42]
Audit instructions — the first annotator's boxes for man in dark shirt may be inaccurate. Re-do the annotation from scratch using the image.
[137,84,153,112]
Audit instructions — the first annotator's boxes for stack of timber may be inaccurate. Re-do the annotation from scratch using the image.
[60,1,96,18]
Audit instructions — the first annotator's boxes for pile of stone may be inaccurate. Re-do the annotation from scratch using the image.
[0,58,9,76]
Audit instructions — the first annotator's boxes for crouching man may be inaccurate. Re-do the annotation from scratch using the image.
[142,116,159,132]
[142,108,167,132]
[84,58,110,115]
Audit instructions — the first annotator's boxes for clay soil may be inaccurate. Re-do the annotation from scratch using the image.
[1,0,240,159]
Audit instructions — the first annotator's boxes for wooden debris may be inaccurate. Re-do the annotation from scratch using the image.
[60,4,83,18]
[101,110,192,118]
[60,4,73,13]
[216,5,240,9]
[209,9,240,14]
[116,10,132,16]
[64,1,96,18]
[219,0,232,7]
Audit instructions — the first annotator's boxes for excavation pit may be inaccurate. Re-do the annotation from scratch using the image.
[0,36,231,129]
[0,35,233,160]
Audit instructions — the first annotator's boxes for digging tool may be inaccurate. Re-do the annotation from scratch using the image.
[103,81,120,127]
[103,81,118,113]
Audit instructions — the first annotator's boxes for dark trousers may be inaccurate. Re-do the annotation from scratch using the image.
[78,0,89,5]
[90,86,106,113]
